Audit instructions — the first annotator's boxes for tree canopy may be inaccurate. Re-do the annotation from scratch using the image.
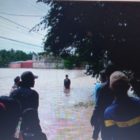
[37,1,140,77]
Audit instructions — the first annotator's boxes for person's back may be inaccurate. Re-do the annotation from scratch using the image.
[0,96,21,140]
[21,108,47,140]
[64,75,71,89]
[10,87,39,111]
[104,71,140,140]
[104,97,140,140]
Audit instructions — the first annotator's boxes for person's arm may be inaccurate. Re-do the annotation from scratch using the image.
[90,87,103,126]
[35,92,39,109]
[69,79,71,86]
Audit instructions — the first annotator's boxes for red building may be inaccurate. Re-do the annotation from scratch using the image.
[9,60,33,68]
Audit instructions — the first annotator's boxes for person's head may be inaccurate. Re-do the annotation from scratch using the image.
[110,71,130,98]
[21,71,38,87]
[66,75,68,78]
[99,70,106,83]
[14,76,20,85]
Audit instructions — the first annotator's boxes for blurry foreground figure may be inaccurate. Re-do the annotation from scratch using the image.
[10,71,47,140]
[91,70,106,140]
[104,71,140,140]
[0,96,20,140]
[11,76,20,93]
[90,64,117,140]
[21,108,47,140]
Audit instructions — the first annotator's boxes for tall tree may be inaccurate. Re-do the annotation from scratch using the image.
[37,1,140,77]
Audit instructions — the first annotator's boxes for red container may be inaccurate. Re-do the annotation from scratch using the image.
[9,60,33,68]
[21,60,33,68]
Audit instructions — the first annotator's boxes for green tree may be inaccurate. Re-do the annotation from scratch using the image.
[37,1,140,77]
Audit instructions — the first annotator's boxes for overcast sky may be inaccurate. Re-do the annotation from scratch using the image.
[0,0,49,53]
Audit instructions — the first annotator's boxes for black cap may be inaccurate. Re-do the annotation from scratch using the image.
[21,71,38,82]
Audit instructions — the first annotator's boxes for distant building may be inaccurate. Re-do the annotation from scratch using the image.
[32,53,64,69]
[9,53,64,69]
[9,60,33,68]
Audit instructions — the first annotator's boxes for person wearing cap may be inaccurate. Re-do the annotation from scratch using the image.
[10,71,47,140]
[104,71,140,140]
[10,71,39,112]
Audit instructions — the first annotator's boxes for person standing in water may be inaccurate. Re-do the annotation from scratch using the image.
[64,75,71,89]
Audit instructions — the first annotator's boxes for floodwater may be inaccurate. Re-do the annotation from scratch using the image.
[0,68,96,140]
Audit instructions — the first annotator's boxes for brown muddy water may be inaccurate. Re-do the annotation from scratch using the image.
[0,68,97,140]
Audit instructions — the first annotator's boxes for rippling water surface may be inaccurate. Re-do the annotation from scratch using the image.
[0,68,96,140]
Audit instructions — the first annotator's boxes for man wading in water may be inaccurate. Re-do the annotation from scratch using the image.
[64,75,71,89]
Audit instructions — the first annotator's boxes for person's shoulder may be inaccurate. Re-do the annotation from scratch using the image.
[96,82,107,92]
[104,103,116,118]
[30,89,39,95]
[130,97,140,106]
[10,87,21,96]
[95,82,101,88]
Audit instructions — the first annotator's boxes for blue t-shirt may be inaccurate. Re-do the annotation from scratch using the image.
[92,82,102,103]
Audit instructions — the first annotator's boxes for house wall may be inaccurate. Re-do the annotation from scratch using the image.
[9,63,21,68]
[33,62,64,69]
[21,61,33,68]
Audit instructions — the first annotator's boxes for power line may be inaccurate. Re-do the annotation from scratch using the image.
[0,15,29,30]
[0,16,44,36]
[0,20,32,35]
[0,35,43,48]
[0,19,44,41]
[0,12,43,17]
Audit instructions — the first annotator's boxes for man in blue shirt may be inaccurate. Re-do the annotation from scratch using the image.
[104,71,140,140]
[91,64,117,140]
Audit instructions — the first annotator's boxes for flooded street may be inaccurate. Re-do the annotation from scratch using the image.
[0,68,96,140]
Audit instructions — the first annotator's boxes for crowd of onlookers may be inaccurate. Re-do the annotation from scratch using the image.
[1,64,140,140]
[91,64,140,140]
[0,71,47,140]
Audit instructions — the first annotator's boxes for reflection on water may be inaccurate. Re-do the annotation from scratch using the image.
[64,88,70,96]
[0,68,96,140]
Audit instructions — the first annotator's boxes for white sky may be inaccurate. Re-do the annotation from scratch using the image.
[0,0,49,53]
[1,0,139,53]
